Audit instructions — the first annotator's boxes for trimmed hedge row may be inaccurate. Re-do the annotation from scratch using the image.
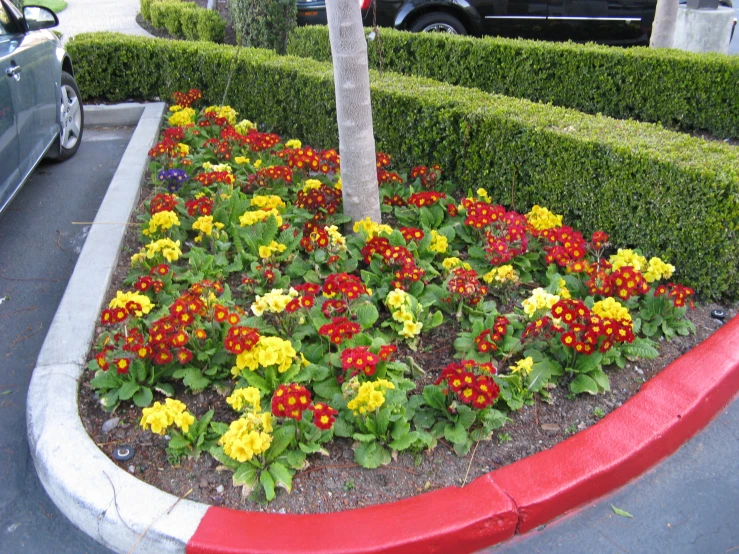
[67,33,739,299]
[287,26,739,139]
[141,0,225,43]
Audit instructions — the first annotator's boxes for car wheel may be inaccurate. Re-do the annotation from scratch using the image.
[47,71,83,162]
[409,13,467,35]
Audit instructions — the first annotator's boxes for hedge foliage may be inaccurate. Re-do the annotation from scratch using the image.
[141,0,225,43]
[287,26,739,139]
[67,33,739,299]
[228,0,297,54]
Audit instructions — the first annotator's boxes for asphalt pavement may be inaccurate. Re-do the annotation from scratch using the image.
[487,395,739,554]
[0,127,132,553]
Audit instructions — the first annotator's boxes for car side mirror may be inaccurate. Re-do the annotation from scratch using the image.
[23,5,59,31]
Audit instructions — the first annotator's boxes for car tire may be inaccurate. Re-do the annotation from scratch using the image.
[47,71,83,162]
[409,12,467,35]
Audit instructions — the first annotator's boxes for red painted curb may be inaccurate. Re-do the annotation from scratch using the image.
[491,315,739,534]
[187,474,518,554]
[187,315,739,553]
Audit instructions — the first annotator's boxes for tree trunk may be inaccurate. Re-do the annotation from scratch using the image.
[325,0,381,224]
[650,0,678,48]
[207,0,217,10]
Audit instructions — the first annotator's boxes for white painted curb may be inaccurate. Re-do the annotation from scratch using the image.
[26,102,209,554]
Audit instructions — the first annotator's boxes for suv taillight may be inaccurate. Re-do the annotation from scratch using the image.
[359,0,371,9]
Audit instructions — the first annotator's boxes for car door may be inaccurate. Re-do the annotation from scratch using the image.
[3,0,58,178]
[546,0,647,43]
[475,0,549,39]
[0,3,20,210]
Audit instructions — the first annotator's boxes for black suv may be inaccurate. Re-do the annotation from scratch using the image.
[296,0,658,45]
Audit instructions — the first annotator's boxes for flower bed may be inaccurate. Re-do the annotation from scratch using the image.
[86,92,707,505]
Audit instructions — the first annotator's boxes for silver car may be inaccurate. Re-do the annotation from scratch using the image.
[0,0,82,214]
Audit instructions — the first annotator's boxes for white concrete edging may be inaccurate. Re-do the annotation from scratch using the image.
[26,102,209,554]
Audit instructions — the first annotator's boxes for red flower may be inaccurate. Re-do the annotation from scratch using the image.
[341,346,380,377]
[176,348,193,365]
[310,402,338,430]
[271,384,312,420]
[319,317,362,345]
[114,358,130,375]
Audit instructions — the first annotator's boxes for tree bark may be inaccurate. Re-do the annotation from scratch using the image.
[650,0,678,48]
[325,0,381,224]
[207,0,217,10]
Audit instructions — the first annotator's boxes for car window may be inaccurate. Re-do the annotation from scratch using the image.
[0,4,16,36]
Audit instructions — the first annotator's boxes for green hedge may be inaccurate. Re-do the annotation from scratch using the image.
[68,33,739,299]
[142,0,225,43]
[287,26,739,139]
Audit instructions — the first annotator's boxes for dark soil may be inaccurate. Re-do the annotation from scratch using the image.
[78,180,738,514]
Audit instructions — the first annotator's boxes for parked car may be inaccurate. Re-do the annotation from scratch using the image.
[297,0,688,45]
[0,0,83,215]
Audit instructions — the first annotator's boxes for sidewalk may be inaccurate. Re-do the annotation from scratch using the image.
[56,0,151,42]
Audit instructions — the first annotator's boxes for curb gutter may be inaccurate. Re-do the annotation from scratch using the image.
[26,102,739,554]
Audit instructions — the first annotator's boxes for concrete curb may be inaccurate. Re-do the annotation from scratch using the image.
[26,102,739,554]
[27,102,208,554]
[84,103,148,127]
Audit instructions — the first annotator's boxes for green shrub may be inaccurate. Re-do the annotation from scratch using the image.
[142,0,224,42]
[67,33,739,299]
[287,26,739,139]
[197,8,226,43]
[228,0,296,53]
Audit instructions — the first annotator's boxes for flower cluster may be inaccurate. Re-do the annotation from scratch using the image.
[319,317,362,345]
[157,169,189,192]
[446,268,488,306]
[271,383,312,420]
[550,299,635,354]
[482,265,518,285]
[140,399,195,435]
[323,272,368,300]
[385,288,424,339]
[346,379,395,415]
[341,346,380,377]
[655,283,696,308]
[251,288,301,316]
[171,88,202,108]
[185,195,213,216]
[609,266,650,300]
[220,411,273,463]
[474,316,510,353]
[232,336,297,375]
[311,402,338,430]
[435,361,500,409]
[150,193,179,215]
[522,288,560,319]
[361,236,425,290]
[143,210,180,237]
[526,205,563,232]
[226,387,262,413]
[409,164,442,188]
[407,191,447,208]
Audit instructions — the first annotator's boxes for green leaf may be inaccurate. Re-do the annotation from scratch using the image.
[422,385,447,412]
[233,464,258,488]
[389,430,419,451]
[118,382,140,401]
[268,462,293,492]
[570,374,599,395]
[132,386,153,407]
[611,505,634,518]
[154,383,175,397]
[573,352,603,374]
[589,369,610,392]
[332,417,353,438]
[181,367,210,391]
[456,405,476,429]
[286,449,306,469]
[355,303,379,328]
[526,360,553,392]
[622,338,659,360]
[260,470,276,501]
[267,425,296,461]
[353,441,391,469]
[313,377,341,400]
[168,435,190,450]
[90,371,122,391]
[444,422,468,444]
[352,433,377,443]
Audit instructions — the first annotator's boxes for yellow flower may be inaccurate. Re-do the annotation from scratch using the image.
[227,387,262,413]
[202,162,232,173]
[477,188,491,203]
[169,105,183,113]
[522,288,560,319]
[143,210,180,237]
[204,105,238,125]
[168,107,195,127]
[109,290,154,316]
[232,336,296,376]
[325,225,347,250]
[174,411,195,433]
[140,399,194,435]
[385,288,408,310]
[141,238,182,263]
[428,230,448,254]
[346,380,395,415]
[302,178,323,192]
[400,320,423,338]
[192,215,215,237]
[285,139,302,149]
[592,297,632,322]
[219,415,273,463]
[558,279,571,299]
[234,156,251,165]
[352,217,393,239]
[251,288,298,316]
[609,249,648,273]
[177,143,190,155]
[254,160,262,169]
[643,257,675,283]
[258,240,287,259]
[483,265,518,284]
[239,209,282,228]
[510,357,534,375]
[250,195,286,210]
[334,178,342,191]
[526,205,563,231]
[234,119,256,134]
